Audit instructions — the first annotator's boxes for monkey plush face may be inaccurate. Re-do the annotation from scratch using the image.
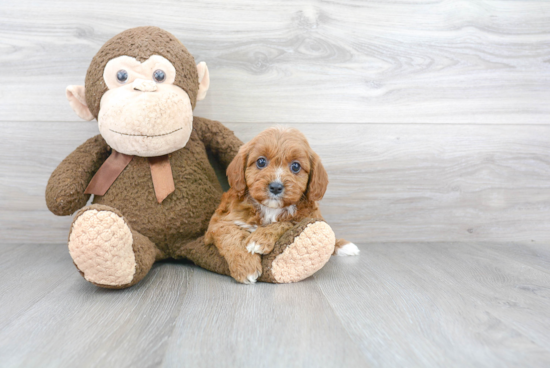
[97,55,195,156]
[65,27,210,157]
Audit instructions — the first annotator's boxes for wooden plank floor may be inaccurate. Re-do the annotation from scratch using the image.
[1,242,550,367]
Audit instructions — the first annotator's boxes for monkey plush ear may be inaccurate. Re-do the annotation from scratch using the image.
[196,62,210,101]
[66,85,94,121]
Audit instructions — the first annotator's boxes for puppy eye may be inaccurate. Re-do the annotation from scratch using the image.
[116,70,128,84]
[153,69,166,83]
[290,161,301,174]
[256,157,268,169]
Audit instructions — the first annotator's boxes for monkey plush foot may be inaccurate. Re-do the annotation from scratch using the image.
[259,219,335,283]
[68,204,158,289]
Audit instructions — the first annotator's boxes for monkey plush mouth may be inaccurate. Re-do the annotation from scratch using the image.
[109,127,183,138]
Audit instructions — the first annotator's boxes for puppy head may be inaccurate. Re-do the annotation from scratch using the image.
[227,127,328,208]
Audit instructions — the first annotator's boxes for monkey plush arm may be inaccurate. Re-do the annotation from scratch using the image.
[193,116,243,169]
[45,135,110,216]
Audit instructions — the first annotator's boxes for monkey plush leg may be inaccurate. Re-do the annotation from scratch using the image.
[68,204,164,289]
[258,218,335,284]
[172,236,231,277]
[173,219,334,284]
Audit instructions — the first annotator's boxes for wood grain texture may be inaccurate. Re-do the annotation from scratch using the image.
[2,121,549,244]
[0,246,193,367]
[0,0,549,123]
[161,267,368,368]
[315,242,550,367]
[2,242,550,367]
[2,1,549,366]
[0,244,74,330]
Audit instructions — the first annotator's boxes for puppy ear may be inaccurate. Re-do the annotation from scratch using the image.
[307,151,329,201]
[227,143,249,197]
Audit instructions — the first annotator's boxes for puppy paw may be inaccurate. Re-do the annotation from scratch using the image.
[228,253,262,284]
[336,242,360,256]
[245,269,262,284]
[246,240,274,255]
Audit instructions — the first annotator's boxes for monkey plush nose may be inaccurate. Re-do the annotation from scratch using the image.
[133,79,157,92]
[269,182,284,196]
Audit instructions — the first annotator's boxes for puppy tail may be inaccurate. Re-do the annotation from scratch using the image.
[333,239,360,256]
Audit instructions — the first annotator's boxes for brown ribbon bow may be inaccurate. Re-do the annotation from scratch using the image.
[85,150,175,203]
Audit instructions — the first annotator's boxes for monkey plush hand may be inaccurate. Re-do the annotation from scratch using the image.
[46,27,335,288]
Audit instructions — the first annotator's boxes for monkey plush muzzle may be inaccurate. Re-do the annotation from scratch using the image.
[98,83,193,157]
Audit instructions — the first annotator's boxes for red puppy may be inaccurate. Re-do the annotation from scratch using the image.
[206,127,359,284]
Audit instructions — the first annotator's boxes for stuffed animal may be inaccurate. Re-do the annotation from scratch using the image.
[45,26,336,288]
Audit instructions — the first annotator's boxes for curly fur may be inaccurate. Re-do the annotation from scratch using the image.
[206,127,352,284]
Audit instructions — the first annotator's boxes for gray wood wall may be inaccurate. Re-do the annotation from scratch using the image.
[1,0,549,244]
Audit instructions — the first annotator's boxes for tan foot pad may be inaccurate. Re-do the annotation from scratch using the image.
[261,219,335,283]
[68,209,136,286]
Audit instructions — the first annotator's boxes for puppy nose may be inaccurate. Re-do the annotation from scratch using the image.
[133,78,157,92]
[269,182,284,195]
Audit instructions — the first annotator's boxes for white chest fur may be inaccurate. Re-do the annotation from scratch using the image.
[259,204,296,226]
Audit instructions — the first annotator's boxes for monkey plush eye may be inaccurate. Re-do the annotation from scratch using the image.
[256,157,268,169]
[290,161,301,174]
[116,70,128,83]
[153,69,166,83]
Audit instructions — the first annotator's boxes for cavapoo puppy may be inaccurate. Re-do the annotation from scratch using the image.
[206,127,359,284]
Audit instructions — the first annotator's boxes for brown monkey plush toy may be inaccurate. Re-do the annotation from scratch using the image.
[46,26,336,288]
